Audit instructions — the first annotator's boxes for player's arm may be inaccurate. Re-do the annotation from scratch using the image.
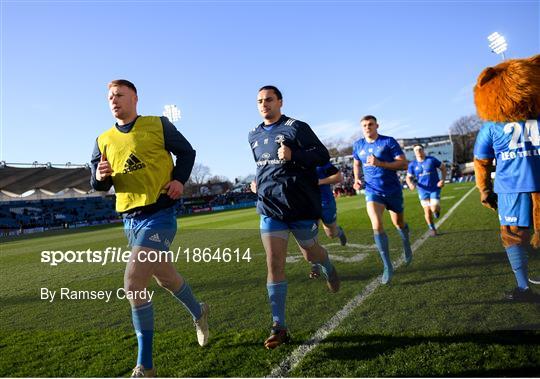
[437,164,447,188]
[90,139,113,192]
[289,123,330,167]
[369,154,408,170]
[162,117,197,199]
[353,158,363,190]
[319,171,343,185]
[405,173,416,191]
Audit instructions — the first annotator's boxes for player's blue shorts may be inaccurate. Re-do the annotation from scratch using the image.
[260,215,318,247]
[321,200,337,225]
[498,193,532,227]
[123,206,177,251]
[365,190,404,213]
[418,188,441,201]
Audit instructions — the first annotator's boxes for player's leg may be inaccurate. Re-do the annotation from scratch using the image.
[292,220,340,293]
[321,200,347,246]
[366,196,393,283]
[124,245,158,377]
[153,262,209,347]
[498,193,538,301]
[260,216,290,348]
[388,191,413,266]
[430,188,442,220]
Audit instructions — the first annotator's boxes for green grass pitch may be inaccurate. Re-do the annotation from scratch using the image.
[1,182,539,377]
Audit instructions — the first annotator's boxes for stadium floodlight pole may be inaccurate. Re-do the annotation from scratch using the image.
[487,32,508,60]
[163,104,181,123]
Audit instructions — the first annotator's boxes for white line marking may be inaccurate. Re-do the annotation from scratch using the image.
[268,185,477,378]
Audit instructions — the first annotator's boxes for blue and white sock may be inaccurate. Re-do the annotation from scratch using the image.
[318,249,335,277]
[267,281,287,328]
[428,223,436,230]
[505,245,529,290]
[374,232,392,270]
[132,302,154,369]
[173,282,202,320]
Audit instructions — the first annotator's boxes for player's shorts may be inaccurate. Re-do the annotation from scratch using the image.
[498,193,532,227]
[123,206,177,251]
[260,215,318,248]
[321,199,337,225]
[365,190,404,213]
[418,188,441,207]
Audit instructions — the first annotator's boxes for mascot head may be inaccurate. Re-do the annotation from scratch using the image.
[474,54,540,122]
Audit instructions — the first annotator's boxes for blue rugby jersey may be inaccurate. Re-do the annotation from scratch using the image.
[248,115,330,221]
[407,156,442,192]
[474,119,540,193]
[352,134,405,195]
[316,162,339,204]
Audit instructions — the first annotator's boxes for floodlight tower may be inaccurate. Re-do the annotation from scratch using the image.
[487,32,508,60]
[163,104,181,123]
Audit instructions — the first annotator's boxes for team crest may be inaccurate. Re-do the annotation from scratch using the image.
[275,135,285,144]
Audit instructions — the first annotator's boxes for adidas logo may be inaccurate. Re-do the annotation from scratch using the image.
[123,153,146,174]
[149,233,161,243]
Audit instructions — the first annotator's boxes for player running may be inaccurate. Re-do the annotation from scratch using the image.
[405,144,447,236]
[91,80,209,377]
[353,115,412,285]
[249,85,340,349]
[309,161,348,279]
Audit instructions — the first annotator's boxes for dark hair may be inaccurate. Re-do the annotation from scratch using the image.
[108,79,137,94]
[413,143,424,149]
[259,85,282,100]
[360,115,377,123]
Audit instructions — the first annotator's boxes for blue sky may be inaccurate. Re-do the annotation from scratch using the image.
[1,0,538,180]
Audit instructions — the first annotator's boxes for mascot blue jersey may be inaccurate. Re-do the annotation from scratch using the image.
[474,119,540,193]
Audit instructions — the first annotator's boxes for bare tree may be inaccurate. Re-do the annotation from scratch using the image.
[449,115,483,164]
[189,162,211,185]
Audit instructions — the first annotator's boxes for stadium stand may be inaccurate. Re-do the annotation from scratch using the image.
[0,164,257,236]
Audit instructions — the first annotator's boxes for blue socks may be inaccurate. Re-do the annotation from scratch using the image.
[429,223,436,230]
[505,245,529,290]
[267,281,287,328]
[397,224,413,262]
[174,282,202,320]
[318,249,335,278]
[374,232,392,271]
[132,302,154,369]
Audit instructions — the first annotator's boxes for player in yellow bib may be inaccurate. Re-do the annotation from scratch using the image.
[90,80,209,378]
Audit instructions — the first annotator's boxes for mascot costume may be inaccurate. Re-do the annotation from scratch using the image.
[473,53,540,301]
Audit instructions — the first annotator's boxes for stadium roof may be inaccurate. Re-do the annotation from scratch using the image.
[0,166,92,196]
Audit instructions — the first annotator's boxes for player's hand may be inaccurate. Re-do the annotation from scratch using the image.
[437,180,445,188]
[164,180,184,200]
[407,183,416,191]
[480,191,498,211]
[96,151,113,181]
[250,180,257,193]
[366,154,380,167]
[278,142,292,161]
[353,179,363,191]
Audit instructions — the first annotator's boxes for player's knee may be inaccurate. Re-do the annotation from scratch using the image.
[500,225,530,248]
[124,279,146,294]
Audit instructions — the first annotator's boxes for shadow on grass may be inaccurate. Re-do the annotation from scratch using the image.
[316,329,540,364]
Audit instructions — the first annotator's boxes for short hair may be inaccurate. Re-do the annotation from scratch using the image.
[108,79,137,94]
[413,143,424,149]
[360,115,377,123]
[259,85,282,100]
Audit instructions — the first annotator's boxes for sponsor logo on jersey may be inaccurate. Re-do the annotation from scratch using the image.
[123,153,146,174]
